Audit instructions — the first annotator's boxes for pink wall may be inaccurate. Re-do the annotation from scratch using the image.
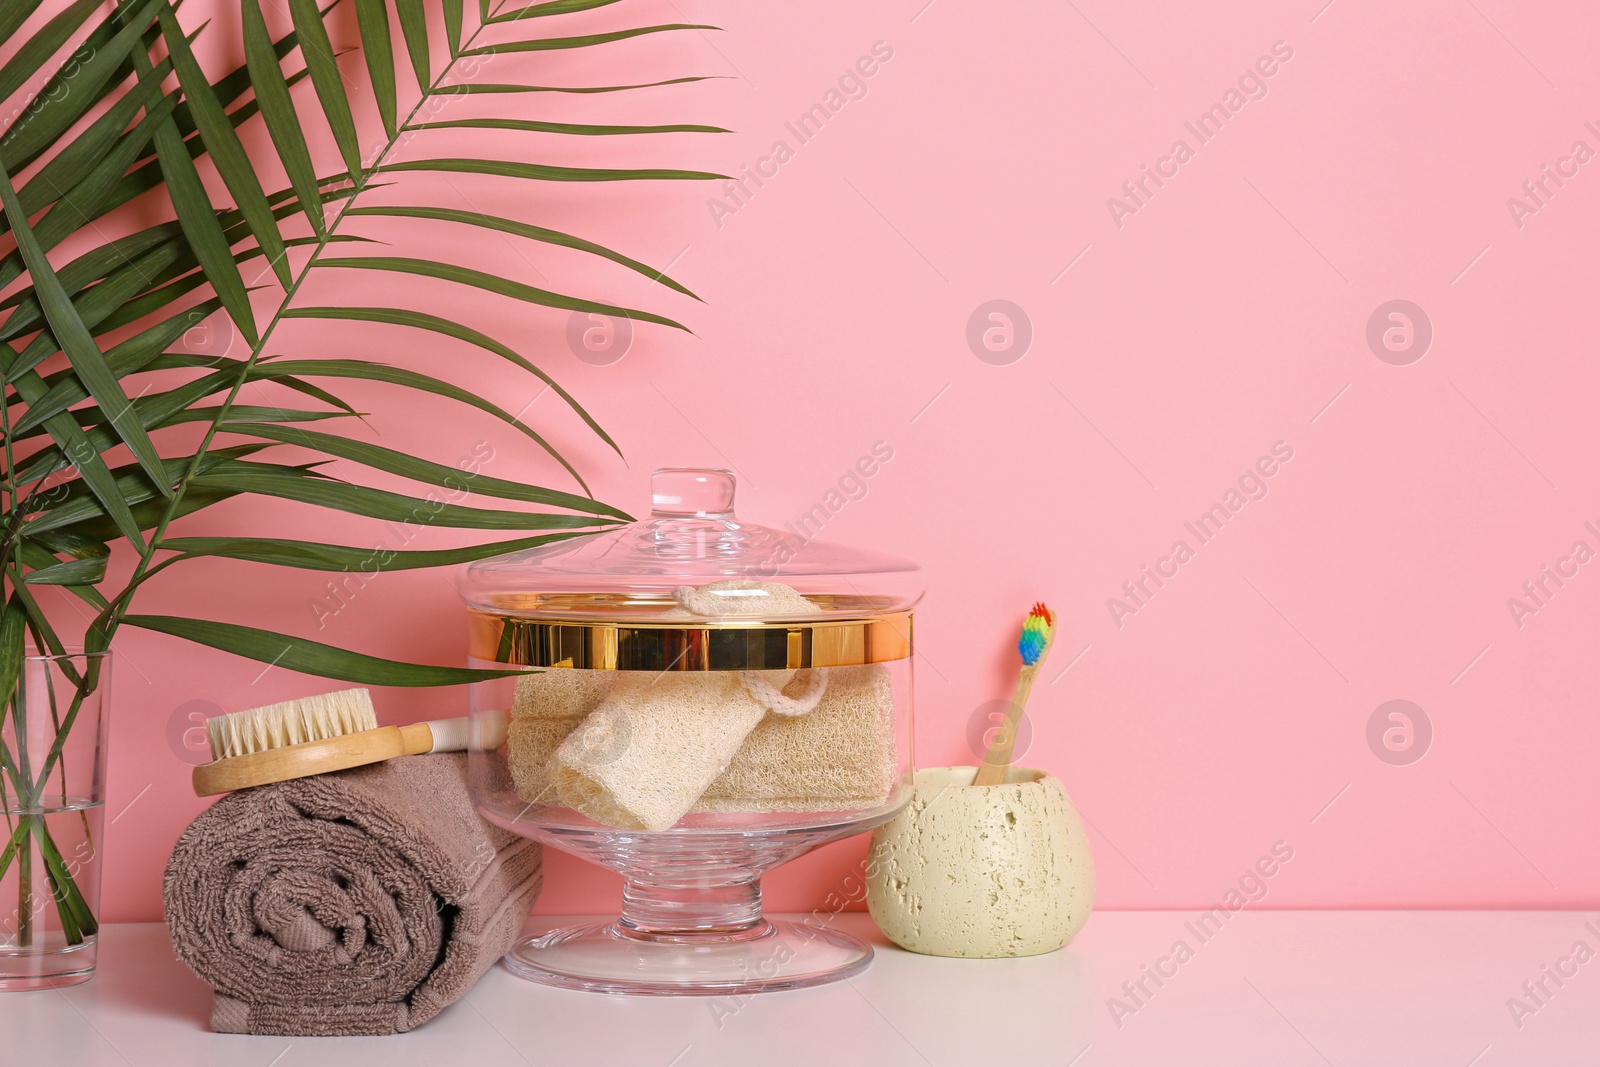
[11,0,1598,921]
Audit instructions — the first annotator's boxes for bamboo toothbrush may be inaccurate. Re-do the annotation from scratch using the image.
[190,688,509,796]
[972,603,1057,786]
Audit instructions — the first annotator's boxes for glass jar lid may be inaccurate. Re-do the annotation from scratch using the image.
[456,469,922,670]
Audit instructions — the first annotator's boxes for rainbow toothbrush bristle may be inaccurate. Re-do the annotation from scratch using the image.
[1017,602,1055,666]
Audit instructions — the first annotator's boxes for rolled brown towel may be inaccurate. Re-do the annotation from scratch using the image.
[163,753,540,1036]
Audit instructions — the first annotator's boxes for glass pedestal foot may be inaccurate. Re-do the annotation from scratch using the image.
[503,918,873,995]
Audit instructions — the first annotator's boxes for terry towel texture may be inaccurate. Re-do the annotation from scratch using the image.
[163,753,540,1036]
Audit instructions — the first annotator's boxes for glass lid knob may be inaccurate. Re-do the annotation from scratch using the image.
[650,468,736,518]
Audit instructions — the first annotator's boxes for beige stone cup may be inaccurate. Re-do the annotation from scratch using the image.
[866,766,1095,958]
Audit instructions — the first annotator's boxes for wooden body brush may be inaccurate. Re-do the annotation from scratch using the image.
[191,688,508,796]
[972,603,1056,786]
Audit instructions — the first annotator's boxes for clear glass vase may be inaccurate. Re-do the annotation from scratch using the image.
[0,652,111,990]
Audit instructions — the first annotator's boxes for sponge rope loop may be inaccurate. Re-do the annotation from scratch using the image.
[738,668,828,717]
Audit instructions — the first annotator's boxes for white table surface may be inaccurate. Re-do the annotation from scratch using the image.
[2,911,1596,1065]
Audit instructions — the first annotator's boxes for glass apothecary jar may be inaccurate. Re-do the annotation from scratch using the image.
[457,468,919,995]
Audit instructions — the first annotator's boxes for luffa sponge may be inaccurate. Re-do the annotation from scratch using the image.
[553,671,759,830]
[507,663,895,817]
[506,668,615,808]
[550,580,826,831]
[504,580,897,830]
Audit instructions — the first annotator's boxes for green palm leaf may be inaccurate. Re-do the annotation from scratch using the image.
[160,530,591,571]
[124,615,523,686]
[21,555,109,587]
[490,0,624,23]
[249,357,589,487]
[457,24,715,54]
[288,0,363,176]
[394,0,429,90]
[9,363,353,486]
[158,4,293,287]
[147,1,337,164]
[1,0,714,708]
[242,0,326,236]
[0,86,181,294]
[18,540,109,609]
[225,423,628,516]
[86,272,242,339]
[0,219,180,324]
[189,460,606,530]
[312,256,690,330]
[0,0,102,108]
[137,43,259,347]
[0,0,163,171]
[0,598,27,726]
[379,156,723,183]
[148,357,359,414]
[14,300,222,434]
[433,76,717,95]
[353,0,398,138]
[11,381,315,487]
[82,231,365,342]
[107,35,318,221]
[210,406,360,426]
[0,158,174,501]
[341,205,699,297]
[1,231,233,385]
[0,0,45,44]
[280,303,625,446]
[2,342,145,547]
[442,0,462,54]
[103,99,300,231]
[48,486,240,545]
[24,447,269,532]
[0,0,722,952]
[12,51,171,221]
[404,116,726,136]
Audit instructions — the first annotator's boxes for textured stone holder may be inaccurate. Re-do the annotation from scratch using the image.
[866,766,1095,958]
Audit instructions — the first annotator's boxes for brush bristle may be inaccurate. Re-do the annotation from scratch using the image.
[1018,602,1055,666]
[205,688,378,761]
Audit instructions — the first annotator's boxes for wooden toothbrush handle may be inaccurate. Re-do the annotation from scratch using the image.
[972,664,1039,786]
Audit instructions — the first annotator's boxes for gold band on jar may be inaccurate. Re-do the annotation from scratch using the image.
[469,610,913,670]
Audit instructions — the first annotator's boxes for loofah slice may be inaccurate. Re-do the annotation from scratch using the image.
[551,672,760,831]
[659,578,822,619]
[511,664,896,815]
[510,669,615,720]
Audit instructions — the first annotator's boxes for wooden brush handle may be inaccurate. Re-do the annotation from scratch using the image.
[399,722,437,755]
[972,664,1040,786]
